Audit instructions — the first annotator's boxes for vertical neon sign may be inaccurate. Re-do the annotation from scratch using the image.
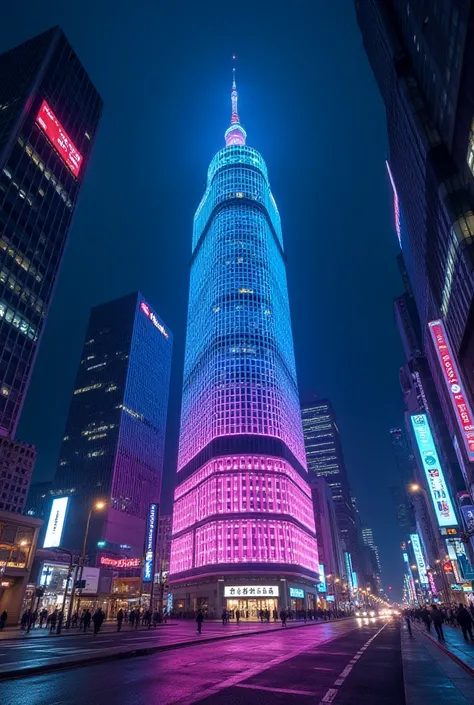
[410,414,458,528]
[143,503,158,582]
[428,319,474,462]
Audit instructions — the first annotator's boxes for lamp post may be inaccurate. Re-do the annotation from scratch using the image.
[68,501,106,625]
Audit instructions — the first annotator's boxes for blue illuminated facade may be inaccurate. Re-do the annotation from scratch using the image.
[51,292,172,557]
[170,71,318,607]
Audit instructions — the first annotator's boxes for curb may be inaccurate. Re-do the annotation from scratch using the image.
[413,622,474,677]
[0,618,350,681]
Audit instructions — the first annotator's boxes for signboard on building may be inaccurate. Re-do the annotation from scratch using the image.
[143,503,158,583]
[428,320,474,462]
[410,414,458,527]
[317,564,327,593]
[224,585,279,597]
[410,533,429,586]
[289,587,305,599]
[43,497,69,548]
[461,505,474,533]
[81,567,100,595]
[100,556,140,569]
[35,100,82,177]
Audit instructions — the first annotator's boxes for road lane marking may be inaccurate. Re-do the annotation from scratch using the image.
[177,622,359,705]
[318,622,389,705]
[236,684,316,696]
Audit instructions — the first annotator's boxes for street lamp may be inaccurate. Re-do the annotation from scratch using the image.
[68,501,106,625]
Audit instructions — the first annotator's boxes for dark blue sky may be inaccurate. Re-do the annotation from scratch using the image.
[2,0,406,595]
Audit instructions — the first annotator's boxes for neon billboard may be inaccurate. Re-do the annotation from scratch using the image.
[143,502,158,582]
[43,497,69,548]
[410,414,458,527]
[410,533,429,586]
[428,320,474,462]
[35,100,82,177]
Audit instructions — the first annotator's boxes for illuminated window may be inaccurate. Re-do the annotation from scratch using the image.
[73,383,103,395]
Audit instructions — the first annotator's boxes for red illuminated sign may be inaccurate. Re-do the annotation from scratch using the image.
[35,100,82,177]
[429,320,474,462]
[443,561,453,573]
[140,301,169,339]
[99,556,140,569]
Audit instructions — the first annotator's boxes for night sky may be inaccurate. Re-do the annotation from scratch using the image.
[2,1,406,597]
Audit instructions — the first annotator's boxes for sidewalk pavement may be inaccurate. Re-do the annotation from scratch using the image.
[0,616,336,640]
[413,621,474,673]
[402,622,474,705]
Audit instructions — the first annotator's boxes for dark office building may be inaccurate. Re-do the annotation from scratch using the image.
[301,399,360,572]
[0,27,102,437]
[355,1,474,485]
[24,480,52,519]
[51,293,172,556]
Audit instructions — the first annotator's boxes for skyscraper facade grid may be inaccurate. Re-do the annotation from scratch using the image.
[169,72,319,616]
[51,293,172,557]
[0,27,102,437]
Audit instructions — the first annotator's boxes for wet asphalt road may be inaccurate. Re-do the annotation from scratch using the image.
[0,617,404,705]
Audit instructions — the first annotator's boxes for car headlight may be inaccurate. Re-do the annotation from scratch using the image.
[362,611,367,616]
[369,611,375,616]
[355,611,361,617]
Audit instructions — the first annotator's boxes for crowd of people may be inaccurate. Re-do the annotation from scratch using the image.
[403,602,474,642]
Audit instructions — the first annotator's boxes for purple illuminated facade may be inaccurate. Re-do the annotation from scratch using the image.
[169,71,319,616]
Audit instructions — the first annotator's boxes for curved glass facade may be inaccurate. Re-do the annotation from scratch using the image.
[170,78,318,580]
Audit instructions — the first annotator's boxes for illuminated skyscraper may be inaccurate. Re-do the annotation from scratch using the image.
[169,71,319,615]
[51,293,172,557]
[0,27,102,437]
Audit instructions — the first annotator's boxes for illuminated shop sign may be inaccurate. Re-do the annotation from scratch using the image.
[35,100,82,177]
[140,302,169,339]
[143,503,158,582]
[410,533,429,586]
[410,414,458,528]
[317,564,327,593]
[428,320,474,462]
[289,587,305,599]
[99,556,140,569]
[43,497,69,548]
[224,585,279,597]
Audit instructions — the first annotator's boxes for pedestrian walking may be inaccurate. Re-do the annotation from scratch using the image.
[92,608,105,635]
[83,609,91,633]
[221,608,228,625]
[431,606,445,641]
[235,608,240,625]
[457,604,474,640]
[49,609,58,634]
[0,610,7,631]
[197,608,204,634]
[117,608,124,632]
[402,609,412,637]
[421,607,432,633]
[280,609,287,627]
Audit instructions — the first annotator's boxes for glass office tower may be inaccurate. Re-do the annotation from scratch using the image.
[0,27,102,436]
[169,72,319,617]
[52,293,172,557]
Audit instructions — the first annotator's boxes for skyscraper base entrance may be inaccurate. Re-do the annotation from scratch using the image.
[226,597,278,620]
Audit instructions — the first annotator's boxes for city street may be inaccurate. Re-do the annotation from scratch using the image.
[1,617,474,704]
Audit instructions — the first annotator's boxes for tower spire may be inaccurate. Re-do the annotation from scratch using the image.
[225,61,247,147]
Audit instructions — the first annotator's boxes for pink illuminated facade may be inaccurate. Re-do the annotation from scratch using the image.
[169,70,319,616]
